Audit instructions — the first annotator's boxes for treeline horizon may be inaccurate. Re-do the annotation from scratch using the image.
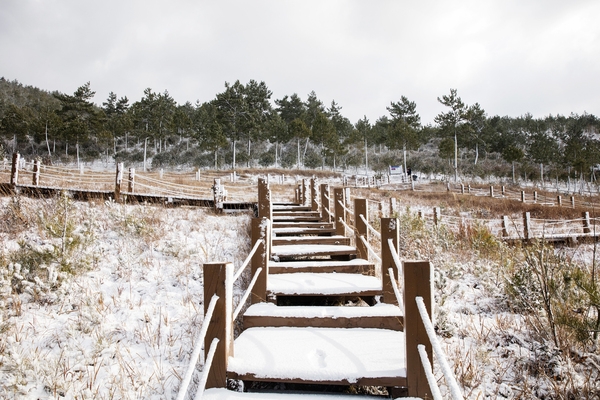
[1,76,599,183]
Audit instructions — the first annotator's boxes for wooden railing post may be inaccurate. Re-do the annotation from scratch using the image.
[490,186,494,198]
[521,191,525,203]
[582,211,591,234]
[557,195,562,207]
[203,262,233,389]
[251,217,270,303]
[334,188,345,236]
[302,179,308,206]
[571,196,575,209]
[404,260,433,398]
[10,152,20,187]
[311,178,318,211]
[523,211,531,241]
[32,159,40,186]
[115,162,123,203]
[213,179,225,214]
[460,184,464,194]
[389,198,397,217]
[257,178,272,220]
[355,198,368,259]
[320,183,330,222]
[502,185,505,196]
[502,216,509,237]
[381,218,400,305]
[533,191,538,202]
[128,168,135,193]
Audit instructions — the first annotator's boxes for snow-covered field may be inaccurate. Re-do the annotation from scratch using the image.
[1,192,599,399]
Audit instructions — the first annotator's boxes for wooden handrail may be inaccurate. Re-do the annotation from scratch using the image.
[233,267,263,320]
[194,338,220,400]
[359,213,381,239]
[232,239,263,283]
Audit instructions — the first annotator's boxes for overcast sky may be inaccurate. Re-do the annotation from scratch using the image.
[1,0,599,124]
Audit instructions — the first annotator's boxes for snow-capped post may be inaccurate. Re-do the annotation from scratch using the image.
[32,159,40,186]
[301,179,307,206]
[490,186,494,198]
[460,184,464,194]
[557,195,562,207]
[523,212,531,241]
[381,218,400,305]
[10,152,20,187]
[446,182,450,192]
[433,207,440,226]
[404,260,433,398]
[311,178,318,211]
[355,198,368,260]
[521,191,525,203]
[582,211,591,234]
[571,196,575,208]
[533,191,538,203]
[389,198,397,217]
[295,186,300,204]
[115,162,123,203]
[159,168,163,179]
[378,201,384,219]
[502,185,505,196]
[334,188,345,236]
[467,184,471,193]
[251,217,270,304]
[213,178,225,214]
[257,178,272,221]
[320,183,330,223]
[128,168,135,193]
[502,216,510,238]
[202,262,233,389]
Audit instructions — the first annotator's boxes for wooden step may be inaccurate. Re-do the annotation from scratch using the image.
[227,327,407,387]
[272,205,311,212]
[271,244,356,260]
[272,222,334,229]
[272,215,322,222]
[273,227,336,236]
[243,303,403,330]
[272,235,350,246]
[272,210,321,217]
[268,272,382,297]
[204,388,415,400]
[268,258,374,274]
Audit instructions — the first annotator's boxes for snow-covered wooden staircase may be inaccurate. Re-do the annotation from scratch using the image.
[183,178,443,400]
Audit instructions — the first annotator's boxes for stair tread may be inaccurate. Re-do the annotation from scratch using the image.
[272,244,356,258]
[245,302,402,318]
[268,272,381,296]
[204,388,422,399]
[228,327,406,385]
[268,259,372,268]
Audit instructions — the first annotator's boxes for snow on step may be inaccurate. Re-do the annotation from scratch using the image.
[268,273,381,296]
[268,258,374,274]
[245,302,402,319]
[272,244,356,258]
[203,388,422,400]
[228,327,406,385]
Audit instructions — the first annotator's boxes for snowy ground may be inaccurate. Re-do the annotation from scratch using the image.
[1,192,599,399]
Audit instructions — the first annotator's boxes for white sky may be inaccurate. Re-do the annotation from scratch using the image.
[1,0,599,125]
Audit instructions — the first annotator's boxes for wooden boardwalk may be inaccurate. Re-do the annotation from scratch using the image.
[181,178,458,400]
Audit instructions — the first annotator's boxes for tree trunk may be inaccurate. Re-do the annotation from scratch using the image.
[297,138,301,169]
[45,122,51,156]
[232,139,236,170]
[247,138,251,168]
[454,132,458,182]
[474,142,479,165]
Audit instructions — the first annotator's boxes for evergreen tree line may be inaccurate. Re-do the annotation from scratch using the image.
[1,77,599,183]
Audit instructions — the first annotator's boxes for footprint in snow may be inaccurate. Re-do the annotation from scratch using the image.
[308,349,327,368]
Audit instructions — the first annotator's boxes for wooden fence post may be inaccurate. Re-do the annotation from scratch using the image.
[334,188,345,236]
[557,195,562,207]
[433,207,440,226]
[571,196,575,209]
[311,178,318,211]
[128,168,135,193]
[355,198,368,260]
[582,211,591,234]
[404,260,433,398]
[381,218,400,305]
[251,217,270,303]
[320,183,330,223]
[389,198,397,217]
[257,178,272,220]
[521,191,525,203]
[502,185,505,196]
[213,178,225,214]
[302,179,308,206]
[490,186,494,198]
[460,184,465,194]
[467,184,471,194]
[10,152,20,187]
[502,216,509,237]
[32,159,40,186]
[446,182,450,192]
[523,211,531,241]
[203,262,233,389]
[115,162,123,203]
[533,191,538,202]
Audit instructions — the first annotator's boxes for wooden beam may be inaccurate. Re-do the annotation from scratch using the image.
[203,262,233,389]
[355,198,368,260]
[381,218,400,305]
[251,217,270,304]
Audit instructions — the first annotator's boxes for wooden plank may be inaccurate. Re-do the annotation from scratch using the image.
[403,260,433,398]
[333,188,345,236]
[244,313,403,330]
[272,236,350,246]
[272,222,334,228]
[251,218,270,304]
[272,227,336,236]
[381,218,400,305]
[268,258,374,275]
[354,198,368,260]
[203,262,233,389]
